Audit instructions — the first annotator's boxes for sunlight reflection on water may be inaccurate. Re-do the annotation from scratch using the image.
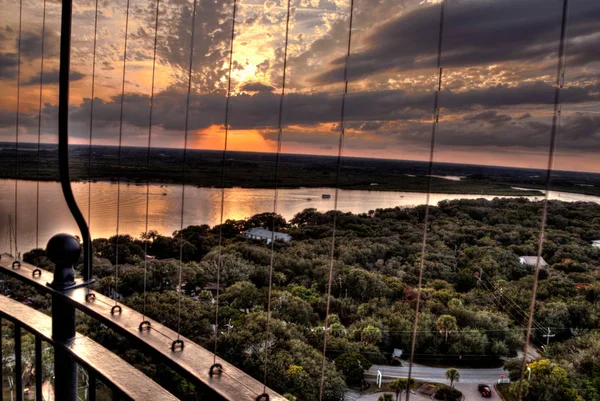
[0,179,598,253]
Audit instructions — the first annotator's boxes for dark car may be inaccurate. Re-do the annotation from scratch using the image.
[478,384,492,398]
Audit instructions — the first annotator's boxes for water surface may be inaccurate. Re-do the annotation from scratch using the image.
[1,179,598,253]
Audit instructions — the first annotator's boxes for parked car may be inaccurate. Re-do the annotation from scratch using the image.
[478,384,492,398]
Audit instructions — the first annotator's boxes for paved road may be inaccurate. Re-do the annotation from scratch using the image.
[368,363,505,384]
[353,383,499,401]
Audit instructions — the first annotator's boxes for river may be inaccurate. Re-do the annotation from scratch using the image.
[1,179,599,253]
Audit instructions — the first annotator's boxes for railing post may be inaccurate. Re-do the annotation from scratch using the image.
[15,322,23,401]
[35,336,43,401]
[89,370,97,401]
[0,316,3,399]
[47,234,80,401]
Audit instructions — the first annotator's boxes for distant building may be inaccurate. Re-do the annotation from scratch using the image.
[519,256,548,268]
[592,240,600,248]
[243,227,292,244]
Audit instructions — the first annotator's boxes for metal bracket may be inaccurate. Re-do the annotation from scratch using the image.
[171,339,184,352]
[85,293,96,302]
[32,268,42,277]
[111,305,122,315]
[139,321,151,332]
[12,261,21,269]
[256,394,270,401]
[209,363,223,377]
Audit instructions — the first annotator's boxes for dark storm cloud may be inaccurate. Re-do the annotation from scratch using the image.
[0,108,37,129]
[446,114,600,151]
[313,0,600,84]
[464,110,512,125]
[20,30,60,60]
[0,109,18,128]
[0,53,17,79]
[50,79,597,140]
[362,112,600,152]
[21,70,85,86]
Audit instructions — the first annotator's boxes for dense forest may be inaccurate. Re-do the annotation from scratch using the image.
[7,197,600,401]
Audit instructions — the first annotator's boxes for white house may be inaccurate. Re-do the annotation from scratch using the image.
[519,256,548,268]
[592,240,600,248]
[243,227,292,244]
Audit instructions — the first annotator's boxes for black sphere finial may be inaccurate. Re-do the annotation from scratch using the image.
[47,234,80,290]
[47,233,81,268]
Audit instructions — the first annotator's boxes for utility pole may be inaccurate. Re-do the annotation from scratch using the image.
[542,328,555,356]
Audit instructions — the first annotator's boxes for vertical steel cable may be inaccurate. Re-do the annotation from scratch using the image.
[213,0,237,362]
[318,1,354,399]
[14,0,23,258]
[114,0,131,304]
[517,1,569,399]
[405,2,445,400]
[87,0,100,288]
[176,0,199,340]
[262,0,292,393]
[142,0,161,324]
[36,0,48,251]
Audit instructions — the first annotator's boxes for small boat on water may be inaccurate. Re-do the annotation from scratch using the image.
[322,194,331,199]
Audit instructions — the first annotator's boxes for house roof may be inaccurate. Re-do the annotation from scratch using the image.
[520,256,548,267]
[243,227,291,239]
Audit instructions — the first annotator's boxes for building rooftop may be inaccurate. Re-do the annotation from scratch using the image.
[519,256,548,267]
[243,227,292,241]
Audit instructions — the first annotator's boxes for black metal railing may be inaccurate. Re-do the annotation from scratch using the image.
[0,286,178,401]
[0,242,285,401]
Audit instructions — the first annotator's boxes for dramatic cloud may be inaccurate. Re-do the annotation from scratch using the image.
[313,0,600,85]
[22,70,85,86]
[0,0,598,170]
[0,53,17,79]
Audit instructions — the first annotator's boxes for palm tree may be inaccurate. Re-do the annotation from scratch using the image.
[445,367,460,388]
[389,378,413,401]
[436,314,457,341]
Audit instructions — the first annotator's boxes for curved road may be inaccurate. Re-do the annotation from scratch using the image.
[360,363,505,400]
[368,363,505,384]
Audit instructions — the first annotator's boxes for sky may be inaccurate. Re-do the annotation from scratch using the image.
[0,0,599,172]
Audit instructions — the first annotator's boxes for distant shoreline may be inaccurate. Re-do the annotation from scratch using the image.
[0,176,546,197]
[1,144,599,197]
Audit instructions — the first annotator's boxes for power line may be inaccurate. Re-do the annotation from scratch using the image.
[14,0,23,259]
[262,0,292,394]
[406,3,446,400]
[35,0,47,251]
[114,0,132,309]
[142,0,161,326]
[319,0,355,399]
[176,0,199,344]
[213,0,238,364]
[518,0,570,399]
[86,0,100,290]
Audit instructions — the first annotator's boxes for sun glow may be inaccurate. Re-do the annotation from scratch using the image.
[192,124,277,152]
